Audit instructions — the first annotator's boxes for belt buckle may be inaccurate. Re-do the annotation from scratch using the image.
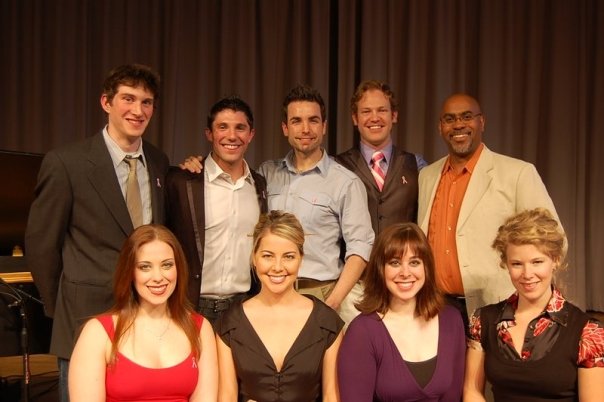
[213,298,230,313]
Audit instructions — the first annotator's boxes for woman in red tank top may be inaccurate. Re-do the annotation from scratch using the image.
[69,224,218,402]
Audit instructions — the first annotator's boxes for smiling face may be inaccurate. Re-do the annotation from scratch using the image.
[134,239,177,308]
[438,94,484,160]
[101,84,155,151]
[282,101,326,159]
[505,243,556,307]
[384,245,426,306]
[206,108,254,176]
[253,231,302,295]
[352,89,398,149]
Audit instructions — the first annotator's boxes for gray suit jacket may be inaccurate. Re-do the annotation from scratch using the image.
[25,131,169,359]
[418,145,560,317]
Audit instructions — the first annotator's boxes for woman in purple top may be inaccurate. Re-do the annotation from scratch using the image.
[338,223,465,402]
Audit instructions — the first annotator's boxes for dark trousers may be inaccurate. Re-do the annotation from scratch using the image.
[58,357,69,402]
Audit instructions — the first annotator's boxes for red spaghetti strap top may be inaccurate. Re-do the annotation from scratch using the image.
[98,314,202,402]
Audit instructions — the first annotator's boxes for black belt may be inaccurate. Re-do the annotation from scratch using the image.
[198,295,243,313]
[295,278,336,290]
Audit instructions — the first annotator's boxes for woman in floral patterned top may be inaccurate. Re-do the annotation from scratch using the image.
[463,208,604,401]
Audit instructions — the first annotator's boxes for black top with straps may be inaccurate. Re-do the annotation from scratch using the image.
[480,301,589,402]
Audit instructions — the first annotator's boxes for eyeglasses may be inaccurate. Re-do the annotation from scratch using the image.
[440,112,482,125]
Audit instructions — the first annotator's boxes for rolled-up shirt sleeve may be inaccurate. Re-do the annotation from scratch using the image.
[340,175,374,262]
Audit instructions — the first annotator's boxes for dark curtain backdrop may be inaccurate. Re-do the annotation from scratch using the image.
[2,0,602,310]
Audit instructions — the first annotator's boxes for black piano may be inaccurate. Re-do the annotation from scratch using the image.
[0,150,52,357]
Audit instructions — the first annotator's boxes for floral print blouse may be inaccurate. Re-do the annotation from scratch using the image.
[468,287,604,368]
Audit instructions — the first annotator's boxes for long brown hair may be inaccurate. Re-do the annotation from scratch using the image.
[108,224,200,364]
[356,223,443,320]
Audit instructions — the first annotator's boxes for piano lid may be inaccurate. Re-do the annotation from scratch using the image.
[0,150,43,257]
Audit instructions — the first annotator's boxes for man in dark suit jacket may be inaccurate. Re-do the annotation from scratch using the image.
[166,96,267,325]
[336,80,426,235]
[25,64,169,402]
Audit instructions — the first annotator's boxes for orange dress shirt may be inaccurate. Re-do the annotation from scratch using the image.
[428,143,484,296]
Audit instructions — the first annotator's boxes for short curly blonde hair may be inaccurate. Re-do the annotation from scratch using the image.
[492,208,566,270]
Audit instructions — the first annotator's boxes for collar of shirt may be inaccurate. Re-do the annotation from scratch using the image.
[282,149,330,177]
[498,286,569,327]
[102,126,146,168]
[205,152,254,185]
[442,142,484,176]
[360,140,393,168]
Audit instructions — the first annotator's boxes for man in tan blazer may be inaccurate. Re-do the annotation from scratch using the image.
[418,93,560,322]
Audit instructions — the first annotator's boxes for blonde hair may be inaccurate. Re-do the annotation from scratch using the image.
[252,211,305,257]
[492,208,566,270]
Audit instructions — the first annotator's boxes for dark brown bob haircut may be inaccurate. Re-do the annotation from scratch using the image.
[356,223,443,320]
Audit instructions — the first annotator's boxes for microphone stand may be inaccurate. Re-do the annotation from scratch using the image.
[0,278,43,402]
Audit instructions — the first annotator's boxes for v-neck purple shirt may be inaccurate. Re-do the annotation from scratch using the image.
[338,305,465,401]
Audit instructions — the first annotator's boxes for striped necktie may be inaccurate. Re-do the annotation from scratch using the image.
[371,151,386,191]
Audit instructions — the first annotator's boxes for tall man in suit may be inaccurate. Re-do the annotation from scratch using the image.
[418,93,560,323]
[165,96,267,325]
[337,80,427,234]
[25,64,169,402]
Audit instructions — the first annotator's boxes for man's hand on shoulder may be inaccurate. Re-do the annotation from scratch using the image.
[179,155,204,173]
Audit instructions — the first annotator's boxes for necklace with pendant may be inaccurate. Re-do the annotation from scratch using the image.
[144,319,170,341]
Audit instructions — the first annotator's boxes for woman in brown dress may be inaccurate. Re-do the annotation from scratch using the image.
[216,211,344,402]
